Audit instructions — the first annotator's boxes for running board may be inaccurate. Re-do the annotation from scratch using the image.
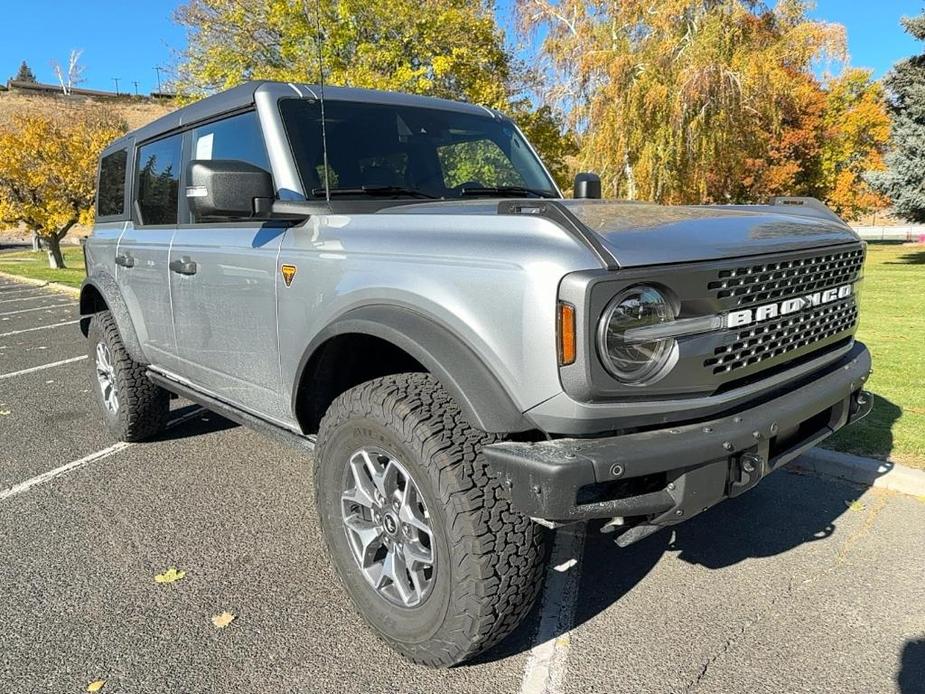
[146,370,316,454]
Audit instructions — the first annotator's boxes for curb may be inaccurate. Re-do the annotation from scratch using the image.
[791,447,925,498]
[0,270,79,297]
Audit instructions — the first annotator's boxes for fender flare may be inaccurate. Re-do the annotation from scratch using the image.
[79,273,147,364]
[293,305,531,433]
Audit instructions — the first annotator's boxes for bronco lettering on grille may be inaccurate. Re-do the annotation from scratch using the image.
[726,284,854,328]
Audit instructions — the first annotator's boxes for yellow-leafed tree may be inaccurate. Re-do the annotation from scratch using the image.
[0,110,126,268]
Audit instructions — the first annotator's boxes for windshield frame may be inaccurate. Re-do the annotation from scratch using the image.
[278,96,562,203]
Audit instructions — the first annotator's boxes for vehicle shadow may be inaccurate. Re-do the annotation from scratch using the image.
[898,638,925,694]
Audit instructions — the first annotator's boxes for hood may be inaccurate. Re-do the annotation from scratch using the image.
[380,198,861,268]
[559,200,860,267]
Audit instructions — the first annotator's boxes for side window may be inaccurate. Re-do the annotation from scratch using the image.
[97,149,127,217]
[189,111,270,172]
[136,135,182,226]
[437,139,525,189]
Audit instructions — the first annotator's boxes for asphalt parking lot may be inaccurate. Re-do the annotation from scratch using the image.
[1,275,923,694]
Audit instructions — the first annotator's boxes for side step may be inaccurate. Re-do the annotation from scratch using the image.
[146,370,316,454]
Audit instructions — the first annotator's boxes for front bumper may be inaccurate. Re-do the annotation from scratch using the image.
[484,342,872,545]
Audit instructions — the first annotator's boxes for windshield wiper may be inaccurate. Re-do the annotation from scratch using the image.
[311,185,439,199]
[459,186,557,199]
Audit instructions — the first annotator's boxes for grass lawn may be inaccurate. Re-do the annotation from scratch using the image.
[0,239,920,467]
[824,242,925,469]
[0,246,85,288]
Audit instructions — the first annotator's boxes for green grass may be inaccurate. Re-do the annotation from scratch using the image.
[824,242,925,469]
[0,247,85,288]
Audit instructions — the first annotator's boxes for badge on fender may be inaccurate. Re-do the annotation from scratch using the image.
[281,264,297,287]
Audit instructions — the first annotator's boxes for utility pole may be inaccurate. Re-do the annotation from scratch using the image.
[112,77,120,95]
[132,80,140,96]
[154,66,163,94]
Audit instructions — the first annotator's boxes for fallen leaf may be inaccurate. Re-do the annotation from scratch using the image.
[211,611,236,629]
[154,567,186,584]
[87,680,105,692]
[845,500,866,512]
[0,410,10,416]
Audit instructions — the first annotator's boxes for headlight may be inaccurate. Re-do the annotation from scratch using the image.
[598,285,676,384]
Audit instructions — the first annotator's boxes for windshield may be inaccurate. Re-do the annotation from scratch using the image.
[279,98,559,200]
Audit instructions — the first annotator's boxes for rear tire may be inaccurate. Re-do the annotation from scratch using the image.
[314,373,546,667]
[87,310,169,442]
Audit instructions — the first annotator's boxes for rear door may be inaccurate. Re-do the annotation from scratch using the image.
[167,111,288,421]
[117,133,183,371]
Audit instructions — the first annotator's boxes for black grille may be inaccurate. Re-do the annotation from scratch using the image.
[704,297,858,374]
[708,247,864,307]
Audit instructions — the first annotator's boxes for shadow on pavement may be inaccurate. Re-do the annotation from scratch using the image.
[898,638,925,694]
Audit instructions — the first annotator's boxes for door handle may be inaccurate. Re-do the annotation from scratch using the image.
[115,254,135,268]
[169,257,198,275]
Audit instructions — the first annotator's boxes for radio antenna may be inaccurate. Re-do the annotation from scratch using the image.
[304,0,330,202]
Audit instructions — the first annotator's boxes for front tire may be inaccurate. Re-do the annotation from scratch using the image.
[87,310,169,442]
[314,373,546,667]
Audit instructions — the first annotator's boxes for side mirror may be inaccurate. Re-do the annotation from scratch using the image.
[186,160,274,220]
[573,172,602,199]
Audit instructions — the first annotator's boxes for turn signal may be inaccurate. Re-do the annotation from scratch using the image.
[557,302,576,366]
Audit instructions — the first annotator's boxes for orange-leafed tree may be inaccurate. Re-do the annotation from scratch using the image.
[0,110,125,268]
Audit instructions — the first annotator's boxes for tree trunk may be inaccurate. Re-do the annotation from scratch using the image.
[46,235,65,269]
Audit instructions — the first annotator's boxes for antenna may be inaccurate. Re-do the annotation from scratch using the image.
[303,0,331,203]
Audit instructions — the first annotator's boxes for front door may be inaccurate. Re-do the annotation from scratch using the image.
[167,110,288,421]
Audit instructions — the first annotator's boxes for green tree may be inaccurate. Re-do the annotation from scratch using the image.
[174,0,575,186]
[13,60,37,83]
[867,11,925,223]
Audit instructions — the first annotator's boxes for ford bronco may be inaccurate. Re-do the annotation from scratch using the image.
[81,81,872,666]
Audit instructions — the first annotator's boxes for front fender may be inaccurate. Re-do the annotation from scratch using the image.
[79,273,147,364]
[294,304,531,433]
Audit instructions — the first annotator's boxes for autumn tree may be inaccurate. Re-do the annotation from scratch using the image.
[867,11,925,223]
[174,0,575,186]
[517,0,854,203]
[0,110,126,268]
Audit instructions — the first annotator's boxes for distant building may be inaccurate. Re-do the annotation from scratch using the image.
[4,79,173,100]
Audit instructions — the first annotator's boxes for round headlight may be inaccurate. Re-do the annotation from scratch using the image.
[598,285,676,384]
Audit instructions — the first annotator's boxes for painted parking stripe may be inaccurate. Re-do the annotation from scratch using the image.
[0,293,61,305]
[0,407,206,502]
[0,319,81,339]
[519,525,586,694]
[0,355,87,380]
[0,284,47,295]
[0,303,73,317]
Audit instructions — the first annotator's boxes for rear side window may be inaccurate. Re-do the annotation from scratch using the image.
[190,111,270,172]
[136,135,182,225]
[97,149,127,217]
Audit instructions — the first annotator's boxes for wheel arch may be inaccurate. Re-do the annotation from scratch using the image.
[79,273,147,364]
[292,305,530,435]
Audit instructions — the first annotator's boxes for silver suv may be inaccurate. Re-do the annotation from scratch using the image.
[81,81,872,666]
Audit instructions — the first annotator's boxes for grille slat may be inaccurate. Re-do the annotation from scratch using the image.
[708,247,864,307]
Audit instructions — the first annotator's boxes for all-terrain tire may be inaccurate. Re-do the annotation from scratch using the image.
[314,372,546,667]
[86,310,169,442]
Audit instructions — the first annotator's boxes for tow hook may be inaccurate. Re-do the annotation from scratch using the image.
[729,451,765,497]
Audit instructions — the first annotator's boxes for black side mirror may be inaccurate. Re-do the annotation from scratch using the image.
[573,172,602,199]
[186,159,274,220]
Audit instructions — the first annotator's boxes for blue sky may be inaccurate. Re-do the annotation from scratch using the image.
[1,1,921,93]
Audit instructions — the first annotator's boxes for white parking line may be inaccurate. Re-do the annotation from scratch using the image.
[0,355,87,380]
[0,319,81,339]
[0,303,73,317]
[0,407,206,502]
[0,285,47,296]
[0,293,59,305]
[520,524,587,694]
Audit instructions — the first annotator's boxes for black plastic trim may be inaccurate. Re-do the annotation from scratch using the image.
[292,304,531,433]
[79,273,146,364]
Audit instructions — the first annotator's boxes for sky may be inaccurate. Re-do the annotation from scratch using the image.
[0,1,921,94]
